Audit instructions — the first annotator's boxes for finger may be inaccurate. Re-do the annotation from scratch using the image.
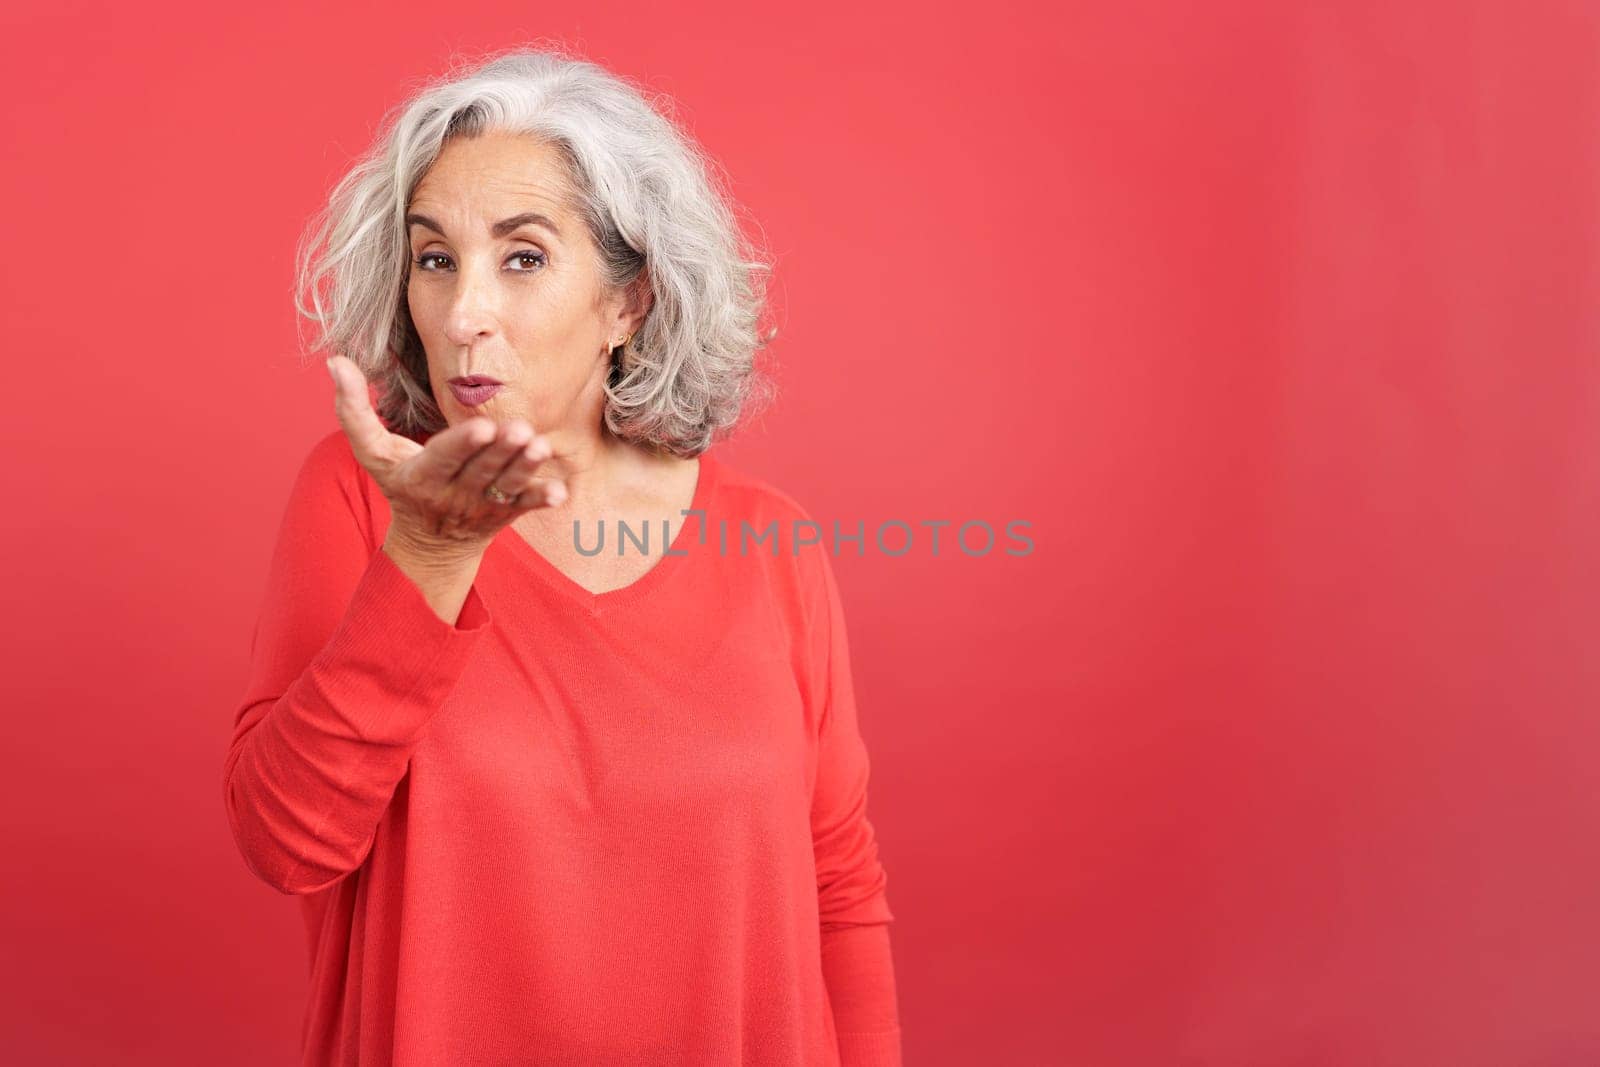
[453,420,536,493]
[413,415,499,486]
[327,356,392,470]
[482,434,555,501]
[509,477,567,510]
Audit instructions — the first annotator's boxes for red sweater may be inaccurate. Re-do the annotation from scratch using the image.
[223,430,902,1066]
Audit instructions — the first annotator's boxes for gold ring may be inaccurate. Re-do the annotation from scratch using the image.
[484,485,511,504]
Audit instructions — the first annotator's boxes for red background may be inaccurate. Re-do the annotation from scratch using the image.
[3,2,1597,1063]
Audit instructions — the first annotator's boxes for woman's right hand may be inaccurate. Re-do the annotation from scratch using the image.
[326,355,567,562]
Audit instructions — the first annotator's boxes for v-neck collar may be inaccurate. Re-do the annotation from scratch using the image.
[492,452,718,617]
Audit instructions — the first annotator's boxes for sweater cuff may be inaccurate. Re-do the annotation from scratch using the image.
[310,547,493,744]
[837,1027,903,1066]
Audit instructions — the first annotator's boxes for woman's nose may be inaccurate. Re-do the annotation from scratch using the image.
[442,265,499,346]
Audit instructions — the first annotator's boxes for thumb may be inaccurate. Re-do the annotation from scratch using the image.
[326,355,391,470]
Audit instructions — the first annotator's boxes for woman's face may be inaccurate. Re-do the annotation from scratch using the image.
[404,129,636,441]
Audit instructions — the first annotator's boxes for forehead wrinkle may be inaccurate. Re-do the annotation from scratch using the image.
[408,178,576,243]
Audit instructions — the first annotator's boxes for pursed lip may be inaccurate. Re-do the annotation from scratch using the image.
[446,378,505,408]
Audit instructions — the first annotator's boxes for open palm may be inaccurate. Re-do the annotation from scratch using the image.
[325,355,566,552]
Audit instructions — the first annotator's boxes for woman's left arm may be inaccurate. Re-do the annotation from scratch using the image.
[807,548,904,1065]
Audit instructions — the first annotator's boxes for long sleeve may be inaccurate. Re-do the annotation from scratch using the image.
[222,432,493,895]
[806,546,903,1065]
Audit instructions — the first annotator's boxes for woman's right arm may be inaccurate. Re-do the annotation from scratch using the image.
[224,356,566,895]
[221,432,492,895]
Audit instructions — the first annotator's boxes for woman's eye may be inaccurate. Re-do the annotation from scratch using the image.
[410,251,546,272]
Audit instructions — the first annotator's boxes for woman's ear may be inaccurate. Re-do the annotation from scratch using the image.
[621,273,654,337]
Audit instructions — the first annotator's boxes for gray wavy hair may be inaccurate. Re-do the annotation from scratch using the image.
[293,43,777,456]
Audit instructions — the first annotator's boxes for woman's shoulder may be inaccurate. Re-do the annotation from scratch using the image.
[699,451,820,531]
[292,429,374,502]
[302,427,360,473]
[278,429,383,547]
[697,451,841,604]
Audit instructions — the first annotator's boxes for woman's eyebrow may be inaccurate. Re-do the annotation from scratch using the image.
[405,211,562,240]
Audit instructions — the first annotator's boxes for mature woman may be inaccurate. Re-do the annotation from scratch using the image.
[222,47,901,1067]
